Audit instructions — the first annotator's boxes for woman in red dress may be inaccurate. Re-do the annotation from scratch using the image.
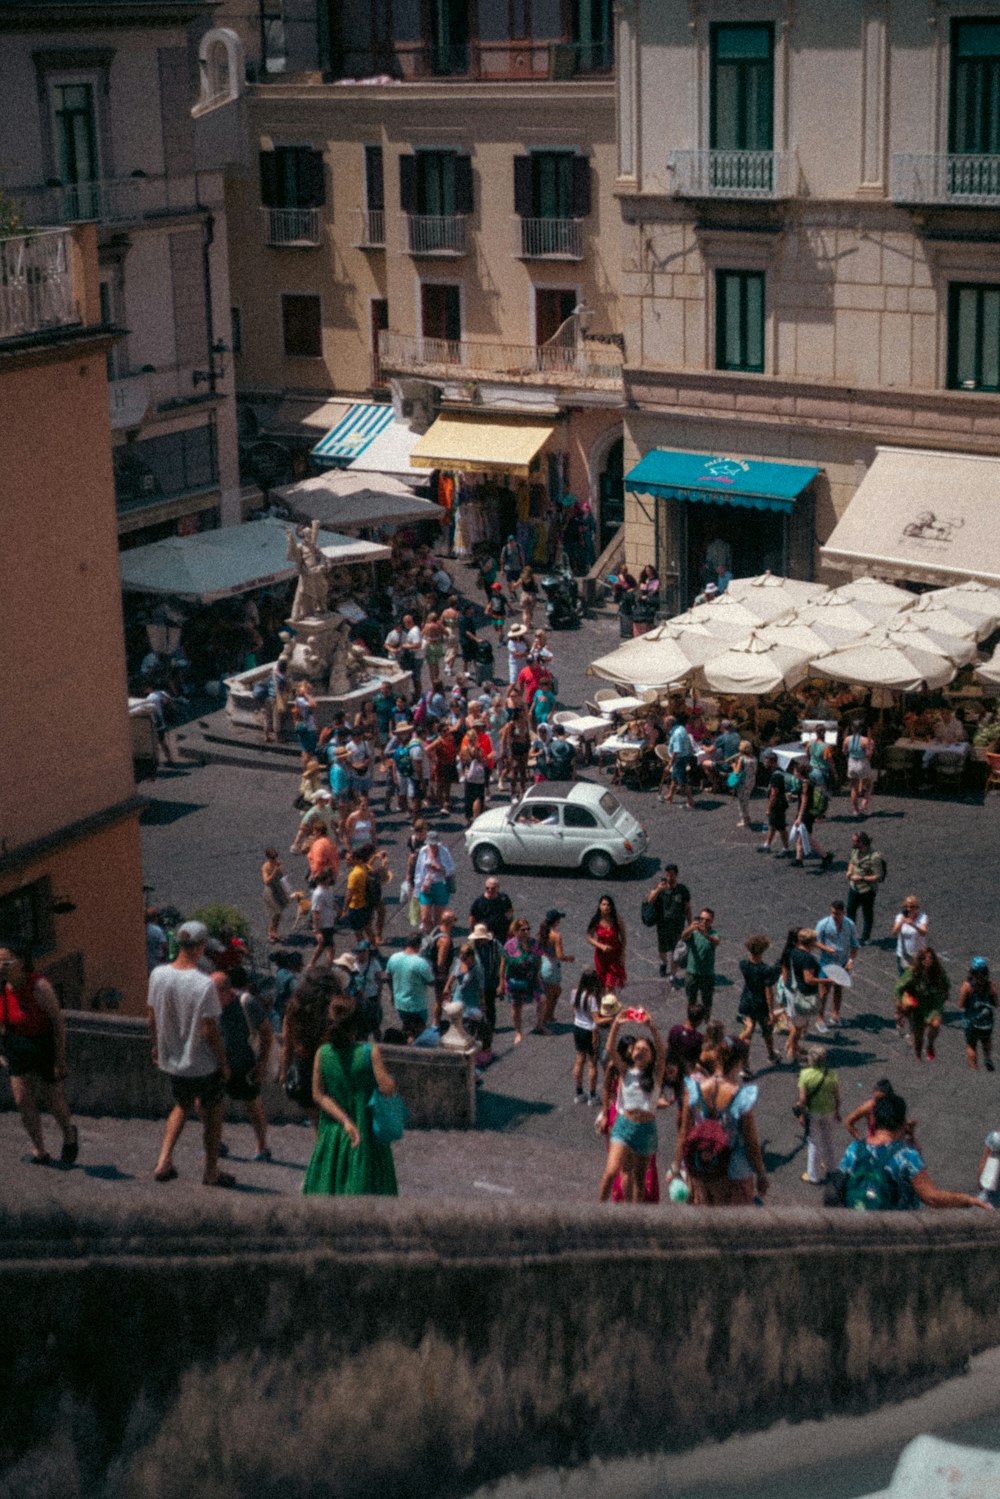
[586,895,627,991]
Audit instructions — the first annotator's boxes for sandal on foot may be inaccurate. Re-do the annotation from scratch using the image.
[203,1170,237,1188]
[61,1126,79,1166]
[154,1165,178,1182]
[29,1152,51,1166]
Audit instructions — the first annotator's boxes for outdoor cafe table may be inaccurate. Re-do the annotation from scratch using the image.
[598,695,645,718]
[892,737,972,768]
[560,713,612,746]
[771,741,811,771]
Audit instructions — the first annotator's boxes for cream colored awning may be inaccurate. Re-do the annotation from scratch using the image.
[409,415,554,477]
[821,446,1000,587]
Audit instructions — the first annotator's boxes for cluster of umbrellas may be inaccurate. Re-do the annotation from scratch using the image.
[588,573,1000,700]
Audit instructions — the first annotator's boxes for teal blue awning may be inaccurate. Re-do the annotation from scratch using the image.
[625,450,820,514]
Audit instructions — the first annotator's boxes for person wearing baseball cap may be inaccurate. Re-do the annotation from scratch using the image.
[147,919,235,1187]
[959,957,997,1072]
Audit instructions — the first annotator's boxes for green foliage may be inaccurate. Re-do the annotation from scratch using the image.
[185,903,250,940]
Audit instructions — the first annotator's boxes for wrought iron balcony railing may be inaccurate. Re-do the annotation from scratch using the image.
[668,149,794,201]
[891,152,1000,206]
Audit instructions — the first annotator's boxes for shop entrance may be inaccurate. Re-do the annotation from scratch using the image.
[682,500,785,602]
[598,437,623,554]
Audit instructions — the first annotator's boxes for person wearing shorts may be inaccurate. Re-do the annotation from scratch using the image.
[0,943,78,1166]
[386,932,435,1042]
[215,970,272,1162]
[308,871,339,969]
[147,921,234,1187]
[342,848,376,944]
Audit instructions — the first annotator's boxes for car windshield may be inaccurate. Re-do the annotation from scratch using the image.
[599,791,621,816]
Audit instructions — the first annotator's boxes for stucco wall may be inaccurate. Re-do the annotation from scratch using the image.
[0,1201,997,1495]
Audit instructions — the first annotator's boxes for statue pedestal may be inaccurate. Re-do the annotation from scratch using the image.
[440,1001,476,1053]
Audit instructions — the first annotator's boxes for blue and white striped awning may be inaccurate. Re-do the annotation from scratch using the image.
[312,403,396,464]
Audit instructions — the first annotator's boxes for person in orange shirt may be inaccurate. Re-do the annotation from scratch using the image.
[306,828,339,886]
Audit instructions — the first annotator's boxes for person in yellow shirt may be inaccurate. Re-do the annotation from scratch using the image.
[342,848,376,945]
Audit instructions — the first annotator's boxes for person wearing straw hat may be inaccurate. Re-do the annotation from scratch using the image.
[506,622,529,685]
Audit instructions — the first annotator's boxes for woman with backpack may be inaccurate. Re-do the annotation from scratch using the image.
[501,917,542,1046]
[674,1034,768,1207]
[597,1008,667,1204]
[958,957,998,1072]
[834,1091,991,1212]
[790,760,833,870]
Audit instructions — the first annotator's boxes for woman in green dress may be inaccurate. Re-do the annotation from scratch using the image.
[895,946,949,1063]
[303,993,399,1197]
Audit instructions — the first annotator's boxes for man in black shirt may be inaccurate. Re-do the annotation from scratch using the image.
[469,876,514,945]
[758,752,790,856]
[645,864,692,984]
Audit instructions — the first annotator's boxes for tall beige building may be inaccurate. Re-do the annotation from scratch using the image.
[226,2,627,548]
[616,1,1000,612]
[0,0,245,547]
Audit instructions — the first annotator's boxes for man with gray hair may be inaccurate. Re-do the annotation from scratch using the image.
[147,920,234,1187]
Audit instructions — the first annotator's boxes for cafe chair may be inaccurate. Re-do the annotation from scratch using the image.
[613,746,645,790]
[654,742,672,798]
[984,751,1000,799]
[933,756,966,796]
[882,746,920,794]
[594,688,619,706]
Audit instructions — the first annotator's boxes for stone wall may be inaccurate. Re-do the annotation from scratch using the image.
[0,1200,997,1496]
[6,1014,476,1129]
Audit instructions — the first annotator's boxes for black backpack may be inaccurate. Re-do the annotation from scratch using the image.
[548,740,574,780]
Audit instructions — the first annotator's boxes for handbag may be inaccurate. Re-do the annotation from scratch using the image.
[727,767,743,789]
[446,872,457,895]
[369,1086,407,1144]
[640,899,658,929]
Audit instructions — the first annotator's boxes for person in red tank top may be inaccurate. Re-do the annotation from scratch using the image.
[0,944,77,1166]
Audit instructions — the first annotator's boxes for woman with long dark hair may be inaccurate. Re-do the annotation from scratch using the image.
[302,991,398,1196]
[587,895,626,991]
[571,970,603,1104]
[597,1008,666,1203]
[281,969,342,1128]
[895,946,949,1062]
[536,908,573,1033]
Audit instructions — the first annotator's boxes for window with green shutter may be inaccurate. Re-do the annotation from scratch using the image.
[715,270,765,373]
[948,282,1000,391]
[710,25,773,152]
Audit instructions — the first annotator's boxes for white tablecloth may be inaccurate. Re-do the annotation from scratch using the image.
[893,738,972,767]
[560,714,612,745]
[598,696,645,718]
[596,732,646,761]
[771,741,810,771]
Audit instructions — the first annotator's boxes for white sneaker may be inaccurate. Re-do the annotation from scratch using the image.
[574,1090,586,1104]
[814,1019,829,1034]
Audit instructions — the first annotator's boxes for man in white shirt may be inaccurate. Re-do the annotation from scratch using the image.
[402,613,424,689]
[308,870,339,970]
[147,920,233,1187]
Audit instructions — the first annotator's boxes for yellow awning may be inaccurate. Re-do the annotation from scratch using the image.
[409,415,554,477]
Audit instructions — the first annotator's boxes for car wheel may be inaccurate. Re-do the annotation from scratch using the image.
[472,843,502,875]
[584,849,613,880]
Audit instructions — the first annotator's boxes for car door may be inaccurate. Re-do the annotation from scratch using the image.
[505,802,567,867]
[560,802,607,866]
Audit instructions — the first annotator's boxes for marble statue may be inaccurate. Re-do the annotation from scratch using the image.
[286,519,330,622]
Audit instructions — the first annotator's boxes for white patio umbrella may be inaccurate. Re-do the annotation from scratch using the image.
[684,590,795,630]
[701,630,811,697]
[726,571,829,609]
[975,644,1000,688]
[881,613,978,668]
[797,593,908,636]
[754,620,862,656]
[587,631,705,689]
[830,578,918,612]
[913,582,1000,633]
[904,598,990,641]
[810,629,956,693]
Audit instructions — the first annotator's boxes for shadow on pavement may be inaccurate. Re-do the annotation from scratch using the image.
[476,1093,556,1132]
[140,798,207,826]
[81,1165,134,1181]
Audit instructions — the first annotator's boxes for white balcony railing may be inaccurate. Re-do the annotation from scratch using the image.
[13,176,144,228]
[405,213,467,256]
[378,330,623,390]
[891,152,1000,206]
[355,207,385,247]
[0,229,77,341]
[260,206,322,247]
[668,149,793,200]
[518,216,584,259]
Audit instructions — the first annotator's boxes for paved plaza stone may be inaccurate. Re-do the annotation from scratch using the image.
[7,568,996,1212]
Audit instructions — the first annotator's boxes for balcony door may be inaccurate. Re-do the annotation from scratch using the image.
[430,0,469,74]
[421,283,461,354]
[710,25,773,152]
[535,287,576,346]
[950,20,1000,155]
[52,83,99,218]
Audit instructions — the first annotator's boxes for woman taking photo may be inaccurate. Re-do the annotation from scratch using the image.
[0,944,78,1166]
[597,1008,666,1203]
[302,991,398,1197]
[536,908,574,1034]
[895,946,949,1061]
[587,895,627,992]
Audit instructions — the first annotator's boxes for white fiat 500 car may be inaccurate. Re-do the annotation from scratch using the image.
[464,781,647,880]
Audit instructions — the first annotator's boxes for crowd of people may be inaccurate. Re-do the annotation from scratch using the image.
[7,543,997,1219]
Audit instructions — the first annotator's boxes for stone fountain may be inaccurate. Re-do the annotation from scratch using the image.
[225,519,411,731]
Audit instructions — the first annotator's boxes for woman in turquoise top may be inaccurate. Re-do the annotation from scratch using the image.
[303,992,398,1197]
